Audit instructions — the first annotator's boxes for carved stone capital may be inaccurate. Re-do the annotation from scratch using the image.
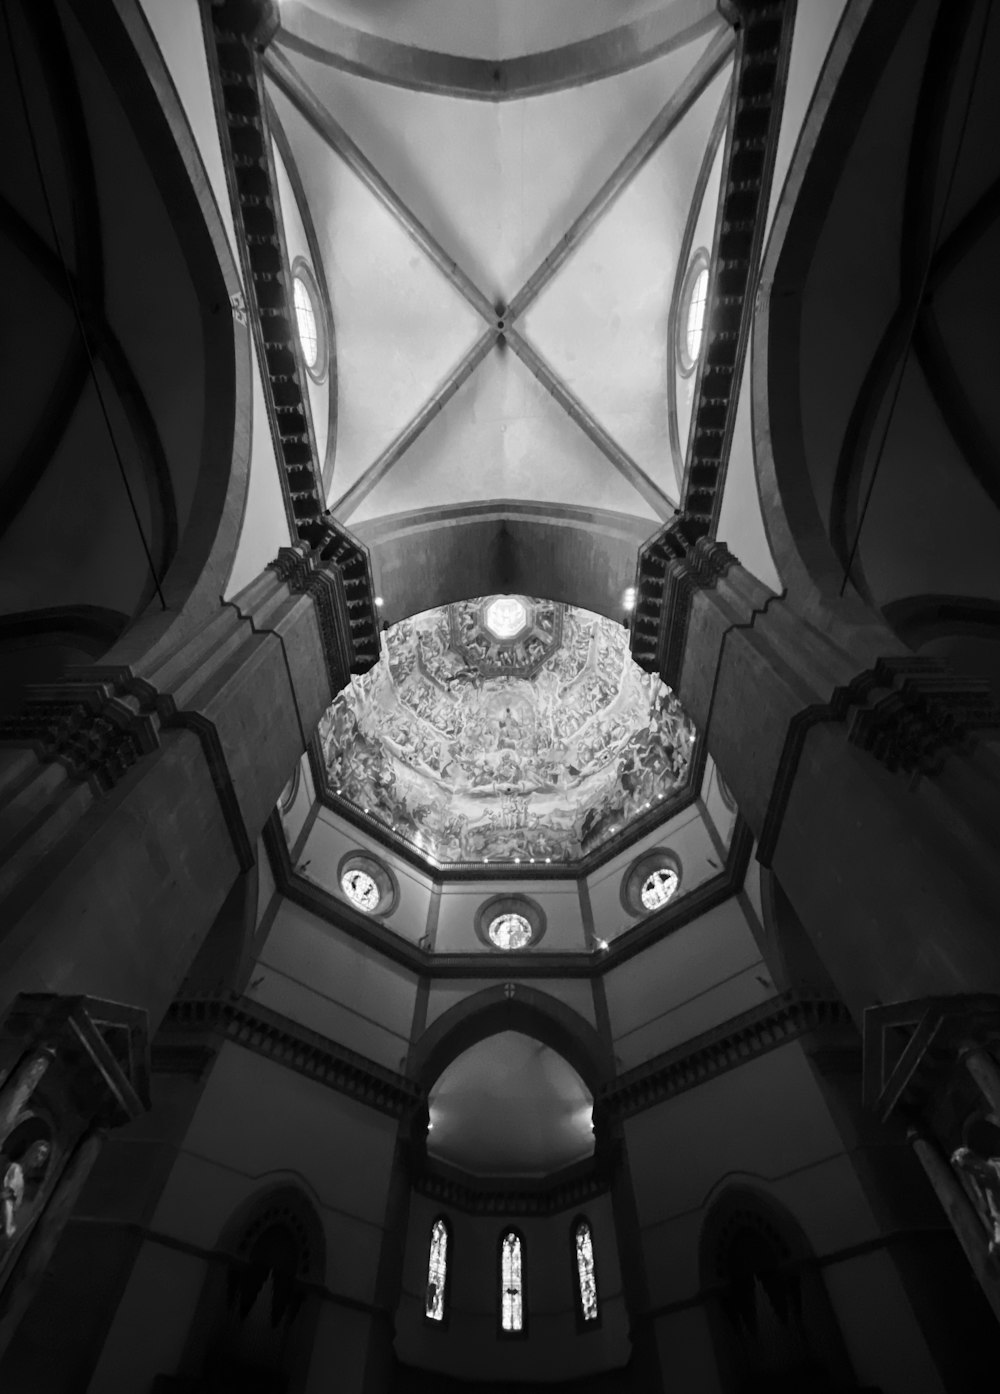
[831,657,1000,778]
[269,521,381,683]
[630,515,740,685]
[0,678,160,794]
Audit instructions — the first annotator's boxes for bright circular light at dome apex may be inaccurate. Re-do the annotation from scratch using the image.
[685,266,709,366]
[484,595,528,640]
[488,913,533,951]
[292,272,319,369]
[341,868,380,912]
[641,867,679,912]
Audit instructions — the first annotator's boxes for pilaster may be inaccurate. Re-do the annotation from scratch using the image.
[631,521,1000,1014]
[0,534,377,1033]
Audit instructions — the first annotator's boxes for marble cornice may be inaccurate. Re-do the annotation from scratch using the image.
[630,0,796,681]
[157,993,421,1119]
[603,991,853,1118]
[207,1,379,677]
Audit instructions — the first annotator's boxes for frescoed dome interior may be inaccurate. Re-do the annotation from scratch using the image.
[319,595,695,866]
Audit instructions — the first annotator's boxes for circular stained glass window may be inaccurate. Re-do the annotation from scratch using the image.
[341,868,381,912]
[292,272,319,369]
[487,913,534,951]
[640,867,679,911]
[484,596,528,641]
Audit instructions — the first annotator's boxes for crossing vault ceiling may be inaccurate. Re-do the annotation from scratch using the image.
[264,0,734,563]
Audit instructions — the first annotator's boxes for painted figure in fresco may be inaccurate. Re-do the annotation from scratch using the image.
[321,599,696,864]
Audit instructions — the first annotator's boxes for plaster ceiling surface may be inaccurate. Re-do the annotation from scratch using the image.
[318,596,695,866]
[265,20,734,526]
[427,1032,594,1177]
[279,0,716,61]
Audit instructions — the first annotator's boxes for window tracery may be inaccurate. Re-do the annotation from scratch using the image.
[488,913,533,951]
[640,866,679,911]
[341,868,380,912]
[500,1230,524,1333]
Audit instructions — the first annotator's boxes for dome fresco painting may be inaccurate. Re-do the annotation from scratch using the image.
[319,596,695,866]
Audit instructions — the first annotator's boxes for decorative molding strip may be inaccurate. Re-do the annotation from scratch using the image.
[757,656,1000,865]
[276,3,721,102]
[408,1150,619,1218]
[207,0,379,676]
[683,0,795,537]
[603,992,852,1118]
[630,520,739,684]
[158,993,422,1119]
[629,0,795,677]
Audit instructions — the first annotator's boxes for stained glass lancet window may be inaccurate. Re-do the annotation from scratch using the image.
[500,1230,524,1332]
[425,1218,449,1322]
[574,1219,599,1323]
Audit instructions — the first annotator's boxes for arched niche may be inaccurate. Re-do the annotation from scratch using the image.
[177,1182,327,1394]
[0,0,251,697]
[699,1184,855,1393]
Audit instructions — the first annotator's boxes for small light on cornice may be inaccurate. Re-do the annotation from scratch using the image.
[375,596,384,608]
[514,857,520,863]
[595,938,609,952]
[623,587,637,611]
[545,858,551,864]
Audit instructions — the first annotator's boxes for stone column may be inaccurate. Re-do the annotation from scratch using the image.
[0,537,376,1034]
[631,522,1000,1019]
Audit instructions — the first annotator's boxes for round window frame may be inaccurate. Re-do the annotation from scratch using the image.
[474,895,547,952]
[337,851,398,918]
[620,849,683,919]
[291,256,329,385]
[675,248,711,378]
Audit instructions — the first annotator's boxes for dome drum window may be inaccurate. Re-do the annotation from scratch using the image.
[621,850,682,918]
[676,249,711,376]
[291,257,329,384]
[337,852,398,917]
[475,895,546,952]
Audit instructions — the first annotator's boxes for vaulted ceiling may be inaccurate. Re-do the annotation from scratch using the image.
[264,0,733,549]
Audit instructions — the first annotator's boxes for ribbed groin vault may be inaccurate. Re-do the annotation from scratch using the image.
[1,1,999,1391]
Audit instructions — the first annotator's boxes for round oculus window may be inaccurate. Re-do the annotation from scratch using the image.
[292,272,319,369]
[484,596,528,641]
[621,850,683,918]
[677,251,710,376]
[640,867,679,911]
[341,868,380,912]
[487,913,534,951]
